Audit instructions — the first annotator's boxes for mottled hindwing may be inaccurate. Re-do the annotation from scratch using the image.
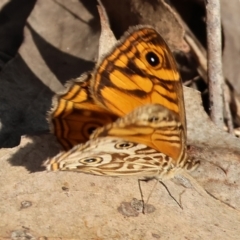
[48,73,117,150]
[91,104,197,169]
[44,136,180,179]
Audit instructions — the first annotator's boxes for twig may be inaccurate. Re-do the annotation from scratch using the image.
[184,76,201,87]
[205,0,224,127]
[97,0,117,62]
[184,33,208,83]
[223,84,234,134]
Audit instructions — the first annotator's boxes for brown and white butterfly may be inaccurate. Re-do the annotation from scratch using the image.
[46,21,201,179]
[45,104,199,178]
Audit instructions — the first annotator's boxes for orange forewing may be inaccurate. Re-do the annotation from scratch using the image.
[91,26,186,160]
[49,73,117,150]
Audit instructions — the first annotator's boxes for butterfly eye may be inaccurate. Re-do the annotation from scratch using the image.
[148,116,159,122]
[79,157,103,165]
[145,51,160,67]
[115,142,135,149]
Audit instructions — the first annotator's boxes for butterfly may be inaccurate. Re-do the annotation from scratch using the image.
[45,104,199,177]
[48,25,187,164]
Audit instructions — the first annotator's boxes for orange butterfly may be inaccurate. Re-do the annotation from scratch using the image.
[49,26,186,163]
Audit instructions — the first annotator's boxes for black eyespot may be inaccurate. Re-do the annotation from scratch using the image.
[145,51,160,67]
[87,126,96,135]
[115,142,135,149]
[83,122,101,138]
[148,116,159,122]
[79,157,103,165]
[165,156,170,161]
[120,143,130,148]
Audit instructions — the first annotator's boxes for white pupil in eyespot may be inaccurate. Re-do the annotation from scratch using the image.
[148,116,159,122]
[115,142,134,149]
[146,52,160,67]
[120,143,130,147]
[80,157,103,164]
[84,158,96,163]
